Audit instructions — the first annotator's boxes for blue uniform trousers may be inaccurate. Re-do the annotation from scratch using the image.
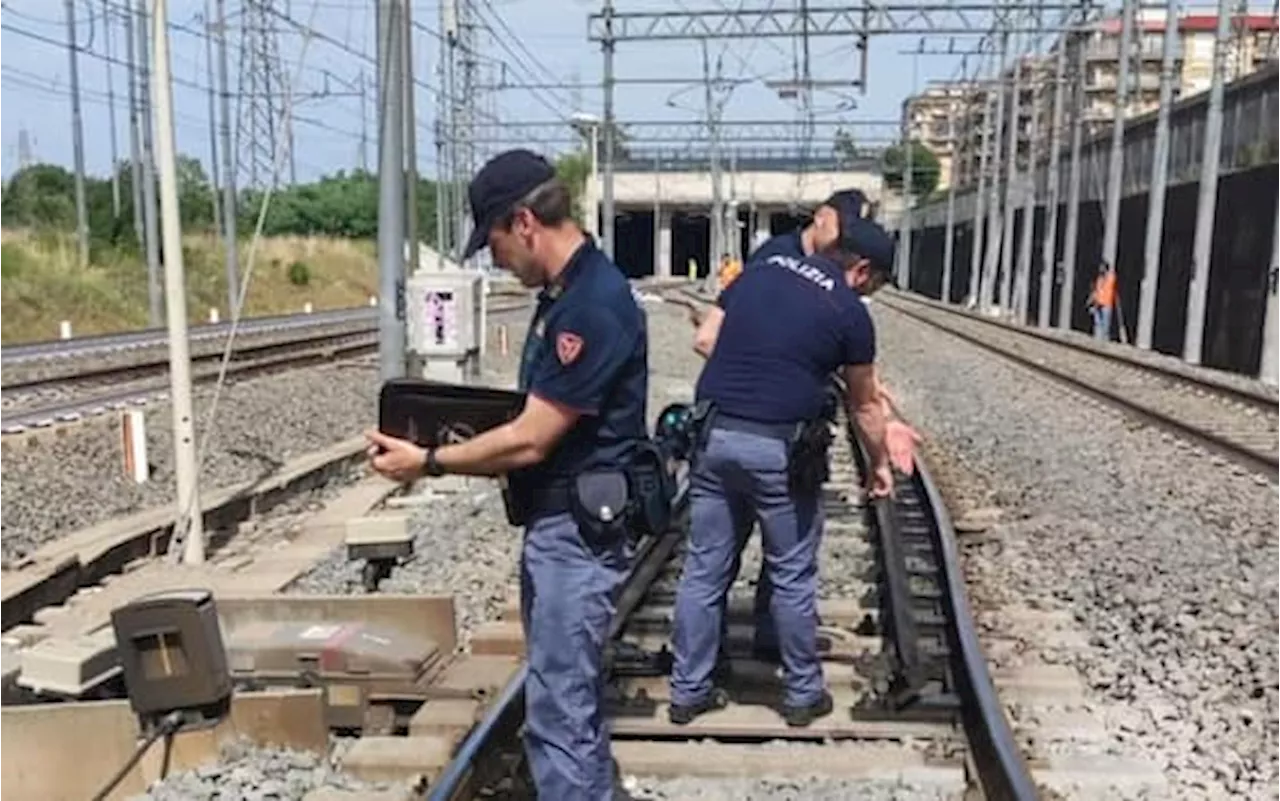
[671,425,826,708]
[722,527,776,654]
[520,512,628,800]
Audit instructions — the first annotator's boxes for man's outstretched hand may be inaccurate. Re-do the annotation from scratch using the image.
[365,429,426,484]
[885,420,921,476]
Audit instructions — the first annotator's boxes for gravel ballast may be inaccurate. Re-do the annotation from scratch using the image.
[871,299,1279,799]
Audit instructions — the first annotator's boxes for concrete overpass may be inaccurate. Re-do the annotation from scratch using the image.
[581,152,884,278]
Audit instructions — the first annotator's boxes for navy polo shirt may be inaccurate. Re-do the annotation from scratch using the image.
[696,252,875,423]
[512,239,648,499]
[745,229,805,266]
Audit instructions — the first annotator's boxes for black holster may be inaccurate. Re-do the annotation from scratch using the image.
[499,476,530,527]
[688,399,717,457]
[787,417,833,496]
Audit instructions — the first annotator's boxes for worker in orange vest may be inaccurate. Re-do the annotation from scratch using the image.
[1088,262,1117,341]
[717,252,743,294]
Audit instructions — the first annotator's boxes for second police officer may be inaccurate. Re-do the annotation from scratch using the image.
[668,215,898,726]
[366,149,649,800]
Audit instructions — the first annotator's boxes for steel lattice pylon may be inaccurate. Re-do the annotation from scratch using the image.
[235,0,292,188]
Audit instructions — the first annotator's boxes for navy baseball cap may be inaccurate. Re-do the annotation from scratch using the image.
[462,149,557,259]
[822,189,873,239]
[841,216,896,277]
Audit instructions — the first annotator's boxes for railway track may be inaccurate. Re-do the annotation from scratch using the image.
[427,387,1039,800]
[0,300,534,435]
[878,292,1279,476]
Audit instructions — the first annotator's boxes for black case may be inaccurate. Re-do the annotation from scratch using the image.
[378,378,525,447]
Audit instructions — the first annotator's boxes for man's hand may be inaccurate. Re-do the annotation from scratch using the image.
[885,420,921,476]
[365,429,426,484]
[868,460,894,498]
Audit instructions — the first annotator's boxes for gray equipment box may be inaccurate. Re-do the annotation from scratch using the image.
[225,620,444,732]
[110,589,232,727]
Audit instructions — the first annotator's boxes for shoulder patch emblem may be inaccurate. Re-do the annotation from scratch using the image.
[556,332,584,366]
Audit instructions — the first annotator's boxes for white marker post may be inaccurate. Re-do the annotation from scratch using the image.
[59,321,73,340]
[209,308,220,323]
[120,409,149,483]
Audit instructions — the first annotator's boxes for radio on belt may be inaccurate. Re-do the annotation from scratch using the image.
[109,589,232,732]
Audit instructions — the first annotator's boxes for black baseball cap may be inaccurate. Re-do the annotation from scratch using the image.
[462,149,557,259]
[821,188,873,243]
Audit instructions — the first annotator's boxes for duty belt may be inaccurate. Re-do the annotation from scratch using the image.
[711,413,798,442]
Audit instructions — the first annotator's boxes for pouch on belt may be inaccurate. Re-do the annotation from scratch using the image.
[571,471,631,545]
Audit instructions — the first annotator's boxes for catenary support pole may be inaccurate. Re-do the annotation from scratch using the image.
[601,0,617,259]
[403,0,420,276]
[941,99,959,304]
[202,0,221,231]
[969,86,994,306]
[376,0,408,380]
[1182,0,1232,364]
[125,1,145,248]
[1058,34,1086,331]
[137,0,163,327]
[1014,69,1039,323]
[150,0,205,564]
[66,0,91,268]
[104,0,121,219]
[1136,0,1181,350]
[216,0,239,313]
[980,31,1009,311]
[998,48,1022,313]
[1039,37,1067,328]
[1100,0,1135,271]
[1260,206,1279,385]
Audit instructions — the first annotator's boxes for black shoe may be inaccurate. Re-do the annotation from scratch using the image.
[782,690,834,727]
[668,687,729,725]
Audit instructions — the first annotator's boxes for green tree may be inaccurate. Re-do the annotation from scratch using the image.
[881,141,941,198]
[554,150,592,227]
[833,128,859,165]
[1,164,78,230]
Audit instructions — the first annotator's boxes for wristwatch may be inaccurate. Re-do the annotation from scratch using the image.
[423,447,446,477]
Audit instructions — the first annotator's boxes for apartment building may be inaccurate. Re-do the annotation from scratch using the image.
[904,10,1278,191]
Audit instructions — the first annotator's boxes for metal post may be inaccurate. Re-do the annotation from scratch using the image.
[403,0,420,276]
[216,0,238,313]
[1015,69,1039,323]
[601,0,617,259]
[653,150,662,277]
[137,0,163,327]
[377,0,407,379]
[1058,35,1086,330]
[125,2,144,249]
[104,0,121,220]
[150,0,204,564]
[979,32,1009,311]
[900,98,915,289]
[1101,0,1135,270]
[941,98,959,304]
[66,0,90,268]
[999,50,1022,313]
[1260,207,1279,385]
[1136,0,1181,350]
[968,87,994,305]
[703,38,723,282]
[1039,37,1067,328]
[1183,0,1233,364]
[360,72,370,173]
[202,0,221,231]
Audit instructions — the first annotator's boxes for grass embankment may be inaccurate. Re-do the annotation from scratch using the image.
[0,229,378,344]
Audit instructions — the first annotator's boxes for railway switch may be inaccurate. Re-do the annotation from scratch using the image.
[109,589,232,733]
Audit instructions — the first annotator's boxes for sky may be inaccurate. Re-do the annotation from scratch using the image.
[0,0,1254,184]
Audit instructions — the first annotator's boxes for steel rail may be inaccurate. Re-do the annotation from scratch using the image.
[883,291,1277,410]
[880,296,1279,475]
[426,469,692,801]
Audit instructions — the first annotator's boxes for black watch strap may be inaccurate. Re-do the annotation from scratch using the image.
[424,447,446,477]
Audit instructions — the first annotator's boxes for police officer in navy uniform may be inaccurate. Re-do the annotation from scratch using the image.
[668,216,897,726]
[691,189,903,667]
[366,149,647,800]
